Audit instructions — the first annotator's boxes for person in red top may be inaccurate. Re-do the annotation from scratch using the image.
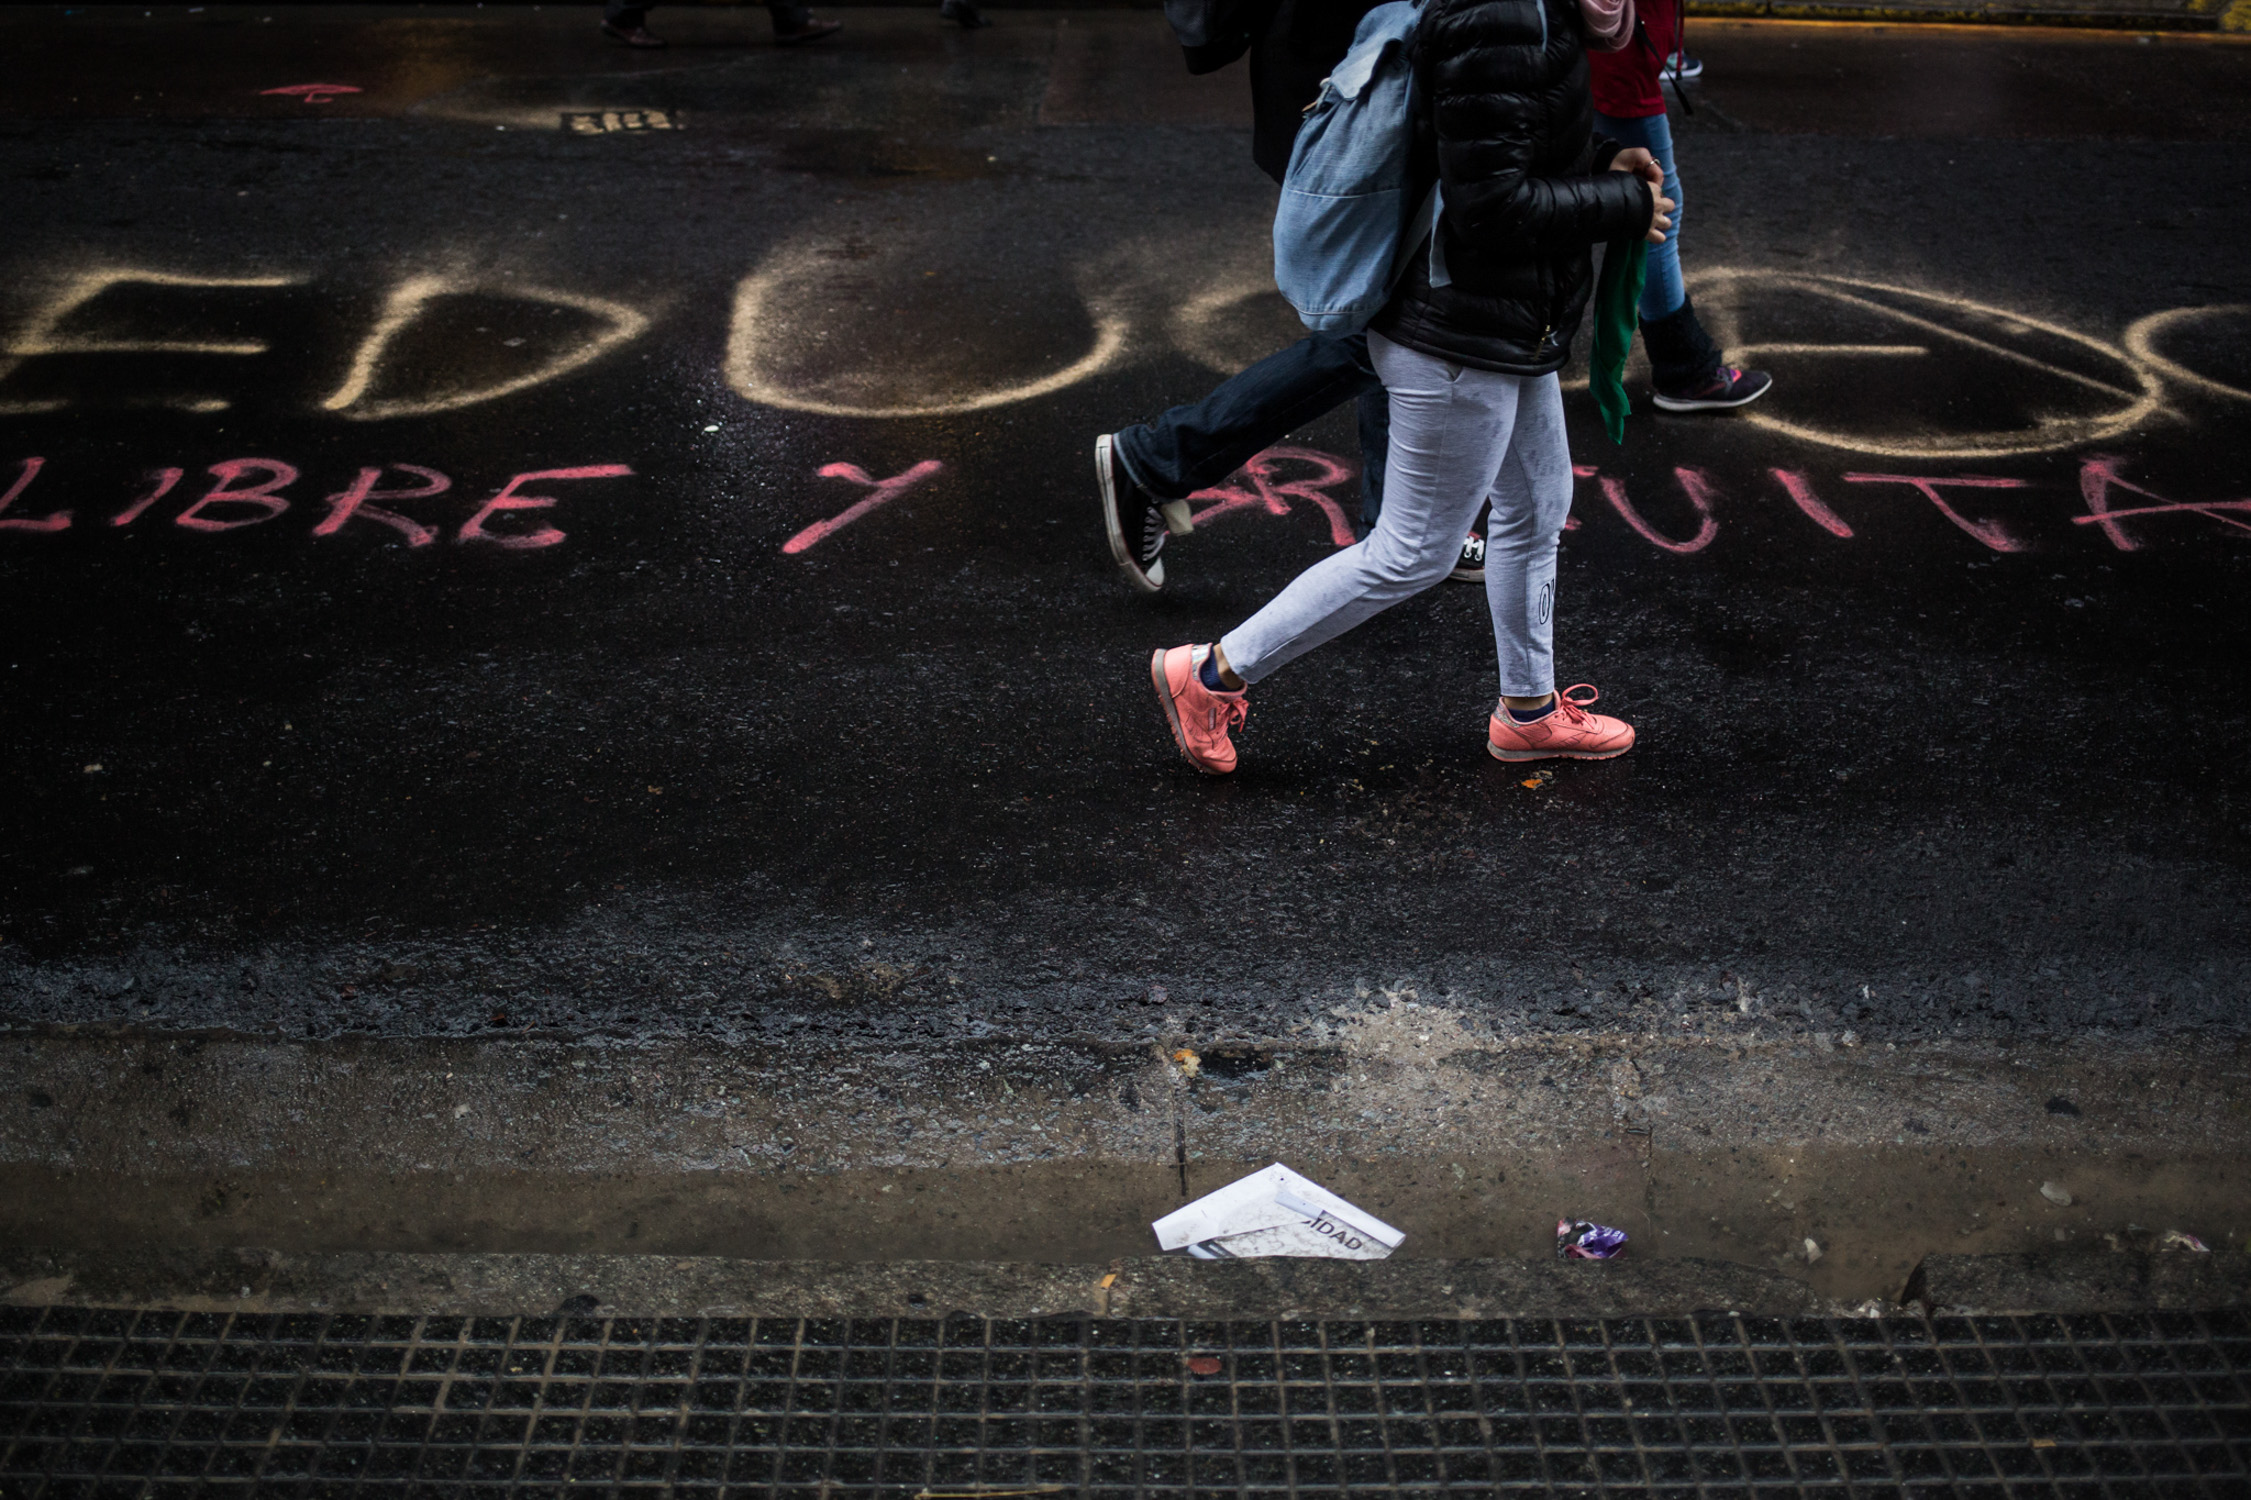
[1586,1,1771,411]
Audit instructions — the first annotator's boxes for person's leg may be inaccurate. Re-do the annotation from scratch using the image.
[1592,111,1684,322]
[1482,375,1635,759]
[1481,374,1576,699]
[1216,334,1516,686]
[1598,109,1767,409]
[1113,331,1380,503]
[604,0,647,27]
[1353,383,1390,534]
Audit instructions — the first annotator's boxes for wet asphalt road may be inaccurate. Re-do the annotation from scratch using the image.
[2,7,2248,1049]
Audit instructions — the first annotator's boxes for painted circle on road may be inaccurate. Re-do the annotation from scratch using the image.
[726,246,1129,420]
[1694,270,2162,460]
[2123,304,2251,406]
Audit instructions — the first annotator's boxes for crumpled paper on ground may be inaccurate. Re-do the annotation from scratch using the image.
[1152,1163,1405,1260]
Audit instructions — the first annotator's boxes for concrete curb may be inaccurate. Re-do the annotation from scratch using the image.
[0,1248,1881,1320]
[6,1246,2246,1319]
[5,1030,2247,1307]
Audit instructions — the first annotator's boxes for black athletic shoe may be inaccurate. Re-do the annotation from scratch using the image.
[1097,434,1187,593]
[1665,51,1703,81]
[1448,530,1487,583]
[940,0,992,26]
[1651,365,1772,413]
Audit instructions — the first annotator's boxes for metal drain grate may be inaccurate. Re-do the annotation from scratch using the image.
[1,1306,2245,1496]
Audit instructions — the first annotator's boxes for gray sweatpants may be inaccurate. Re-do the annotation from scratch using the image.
[1220,331,1575,699]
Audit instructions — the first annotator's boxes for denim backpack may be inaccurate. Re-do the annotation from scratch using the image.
[1271,0,1430,334]
[1274,0,1554,332]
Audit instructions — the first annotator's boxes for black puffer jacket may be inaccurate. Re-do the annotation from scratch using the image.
[1370,0,1653,374]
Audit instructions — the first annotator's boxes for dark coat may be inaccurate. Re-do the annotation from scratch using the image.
[1371,0,1653,375]
[1173,0,1384,183]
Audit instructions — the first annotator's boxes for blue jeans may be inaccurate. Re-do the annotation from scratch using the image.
[1113,331,1391,532]
[1593,111,1685,321]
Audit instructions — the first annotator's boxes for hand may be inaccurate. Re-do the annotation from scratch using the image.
[1609,147,1664,192]
[1646,190,1675,244]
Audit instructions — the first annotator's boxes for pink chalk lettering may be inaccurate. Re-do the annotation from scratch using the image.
[111,468,183,528]
[175,458,298,533]
[1185,446,1358,547]
[1841,473,2027,552]
[783,460,945,555]
[1771,469,1855,539]
[260,84,362,103]
[314,464,449,547]
[2072,456,2251,552]
[1564,465,1604,529]
[0,458,68,534]
[1578,465,1718,554]
[458,464,633,549]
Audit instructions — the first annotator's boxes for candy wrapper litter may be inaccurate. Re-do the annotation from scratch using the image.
[1556,1218,1628,1260]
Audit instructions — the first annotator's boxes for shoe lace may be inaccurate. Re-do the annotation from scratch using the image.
[1216,694,1248,730]
[1140,502,1168,561]
[1555,683,1601,727]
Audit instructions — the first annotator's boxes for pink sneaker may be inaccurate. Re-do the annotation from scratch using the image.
[1486,683,1635,762]
[1151,644,1247,775]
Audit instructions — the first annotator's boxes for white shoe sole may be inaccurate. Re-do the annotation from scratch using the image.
[1486,739,1633,762]
[1650,382,1771,413]
[1097,434,1162,593]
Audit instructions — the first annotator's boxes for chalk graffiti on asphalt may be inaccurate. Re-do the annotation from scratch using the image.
[766,445,2247,559]
[782,461,945,554]
[0,268,646,420]
[1182,446,1362,548]
[0,457,633,548]
[1095,447,2243,558]
[320,277,648,421]
[0,270,301,415]
[5,265,2246,464]
[1577,458,2239,556]
[259,84,363,104]
[2073,455,2251,551]
[727,251,1131,420]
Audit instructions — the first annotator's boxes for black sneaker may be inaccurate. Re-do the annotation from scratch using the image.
[1651,366,1772,413]
[940,0,992,26]
[1448,530,1486,583]
[1665,51,1703,81]
[1097,434,1188,593]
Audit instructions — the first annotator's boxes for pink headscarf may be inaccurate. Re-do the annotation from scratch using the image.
[1578,0,1636,52]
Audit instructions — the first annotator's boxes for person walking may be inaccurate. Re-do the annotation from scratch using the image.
[600,0,840,48]
[1150,0,1672,775]
[1096,0,1395,594]
[1588,0,1768,410]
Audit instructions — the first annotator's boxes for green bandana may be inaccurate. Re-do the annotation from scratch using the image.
[1590,236,1647,446]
